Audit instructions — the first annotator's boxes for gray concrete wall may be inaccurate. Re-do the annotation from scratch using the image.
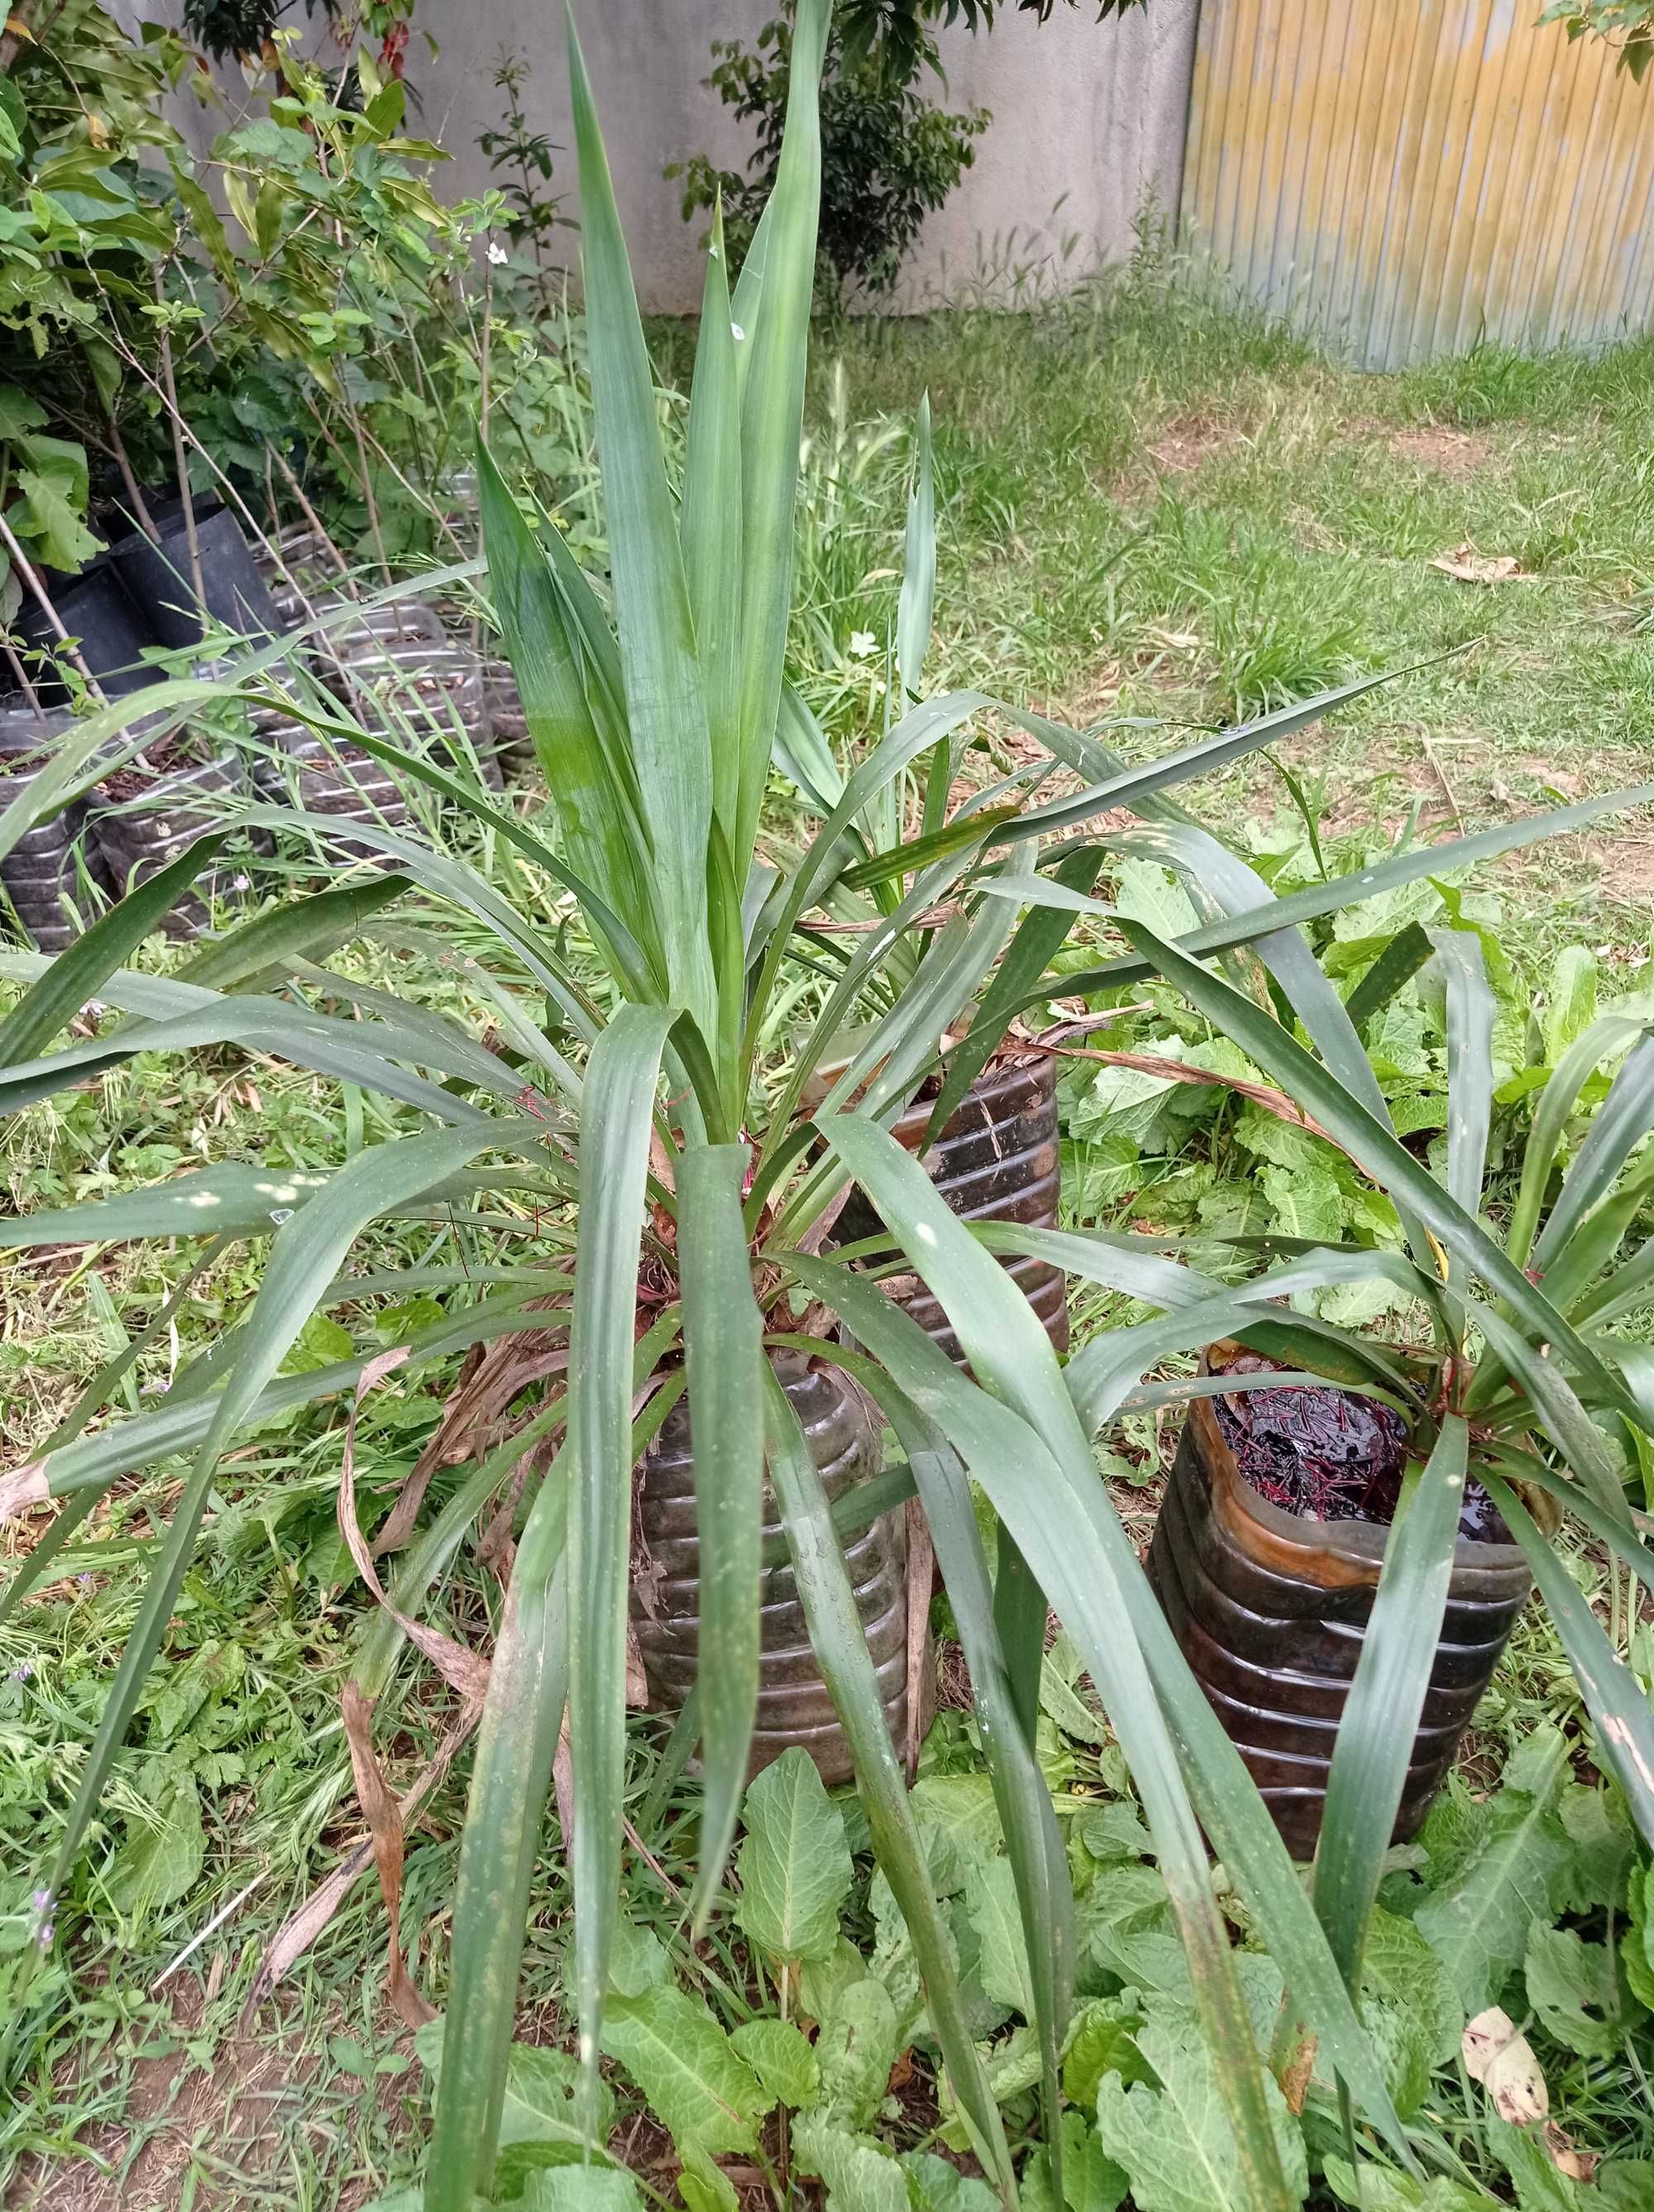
[127,0,1199,314]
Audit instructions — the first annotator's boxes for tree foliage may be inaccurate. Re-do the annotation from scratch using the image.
[671,14,990,315]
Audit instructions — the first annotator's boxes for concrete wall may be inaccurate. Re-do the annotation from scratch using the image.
[429,1,1198,311]
[126,0,1199,314]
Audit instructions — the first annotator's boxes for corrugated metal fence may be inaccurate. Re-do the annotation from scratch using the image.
[1183,0,1654,366]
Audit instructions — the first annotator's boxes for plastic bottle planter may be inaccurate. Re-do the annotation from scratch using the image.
[0,758,102,953]
[256,718,410,864]
[343,644,503,792]
[109,501,280,649]
[17,556,161,701]
[483,658,533,781]
[258,522,332,582]
[834,1054,1068,1364]
[89,751,250,941]
[633,1355,921,1785]
[1145,1357,1537,1860]
[321,598,447,660]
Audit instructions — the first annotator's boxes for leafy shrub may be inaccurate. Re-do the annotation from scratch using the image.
[670,11,990,314]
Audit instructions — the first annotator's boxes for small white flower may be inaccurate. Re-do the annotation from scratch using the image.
[487,240,508,266]
[730,322,745,342]
[232,874,250,892]
[849,630,877,660]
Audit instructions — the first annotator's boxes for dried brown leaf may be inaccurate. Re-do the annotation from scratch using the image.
[337,1346,489,1705]
[341,1680,436,2032]
[1429,543,1527,583]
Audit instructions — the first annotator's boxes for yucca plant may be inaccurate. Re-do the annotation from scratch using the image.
[9,11,1654,2212]
[973,821,1654,2004]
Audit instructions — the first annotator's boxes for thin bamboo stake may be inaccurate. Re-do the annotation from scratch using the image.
[0,516,107,705]
[154,271,207,620]
[105,412,159,543]
[2,637,42,715]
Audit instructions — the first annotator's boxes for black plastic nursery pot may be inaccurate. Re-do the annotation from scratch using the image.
[89,745,250,940]
[109,500,279,649]
[633,1353,925,1785]
[17,555,162,701]
[1145,1344,1539,1860]
[834,1051,1069,1364]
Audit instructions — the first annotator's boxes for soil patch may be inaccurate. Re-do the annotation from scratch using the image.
[1386,424,1489,477]
[1147,414,1244,476]
[99,730,210,803]
[1214,1352,1506,1539]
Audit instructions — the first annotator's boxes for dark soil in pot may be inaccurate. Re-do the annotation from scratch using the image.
[833,1051,1068,1364]
[1146,1345,1535,1860]
[109,500,279,648]
[89,738,251,938]
[633,1353,927,1786]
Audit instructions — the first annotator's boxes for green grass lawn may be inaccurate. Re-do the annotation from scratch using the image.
[7,280,1654,2207]
[794,269,1654,965]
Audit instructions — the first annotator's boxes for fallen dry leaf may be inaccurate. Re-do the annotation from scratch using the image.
[1463,2005,1549,2124]
[1542,2121,1598,2183]
[243,1704,477,2021]
[1430,542,1527,583]
[341,1681,437,2031]
[1276,2029,1317,2116]
[337,1348,489,1705]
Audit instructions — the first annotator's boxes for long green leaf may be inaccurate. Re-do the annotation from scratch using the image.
[806,1121,1298,2209]
[567,7,715,1032]
[682,197,744,845]
[171,873,411,996]
[1001,669,1411,846]
[41,1124,514,1922]
[1313,1418,1469,1994]
[477,438,659,976]
[740,688,992,1078]
[0,832,227,1065]
[1344,922,1432,1034]
[0,995,504,1125]
[798,1248,1413,2172]
[733,0,827,873]
[677,1145,766,1929]
[972,1221,1424,1407]
[1431,927,1494,1318]
[2,1299,558,1521]
[762,1369,1015,2205]
[1115,918,1647,1433]
[1532,1029,1654,1271]
[1505,1015,1647,1271]
[832,1355,1072,2192]
[1006,777,1654,1013]
[900,392,935,717]
[923,840,1105,1147]
[1480,1472,1654,1847]
[425,1463,571,2212]
[566,1002,677,2124]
